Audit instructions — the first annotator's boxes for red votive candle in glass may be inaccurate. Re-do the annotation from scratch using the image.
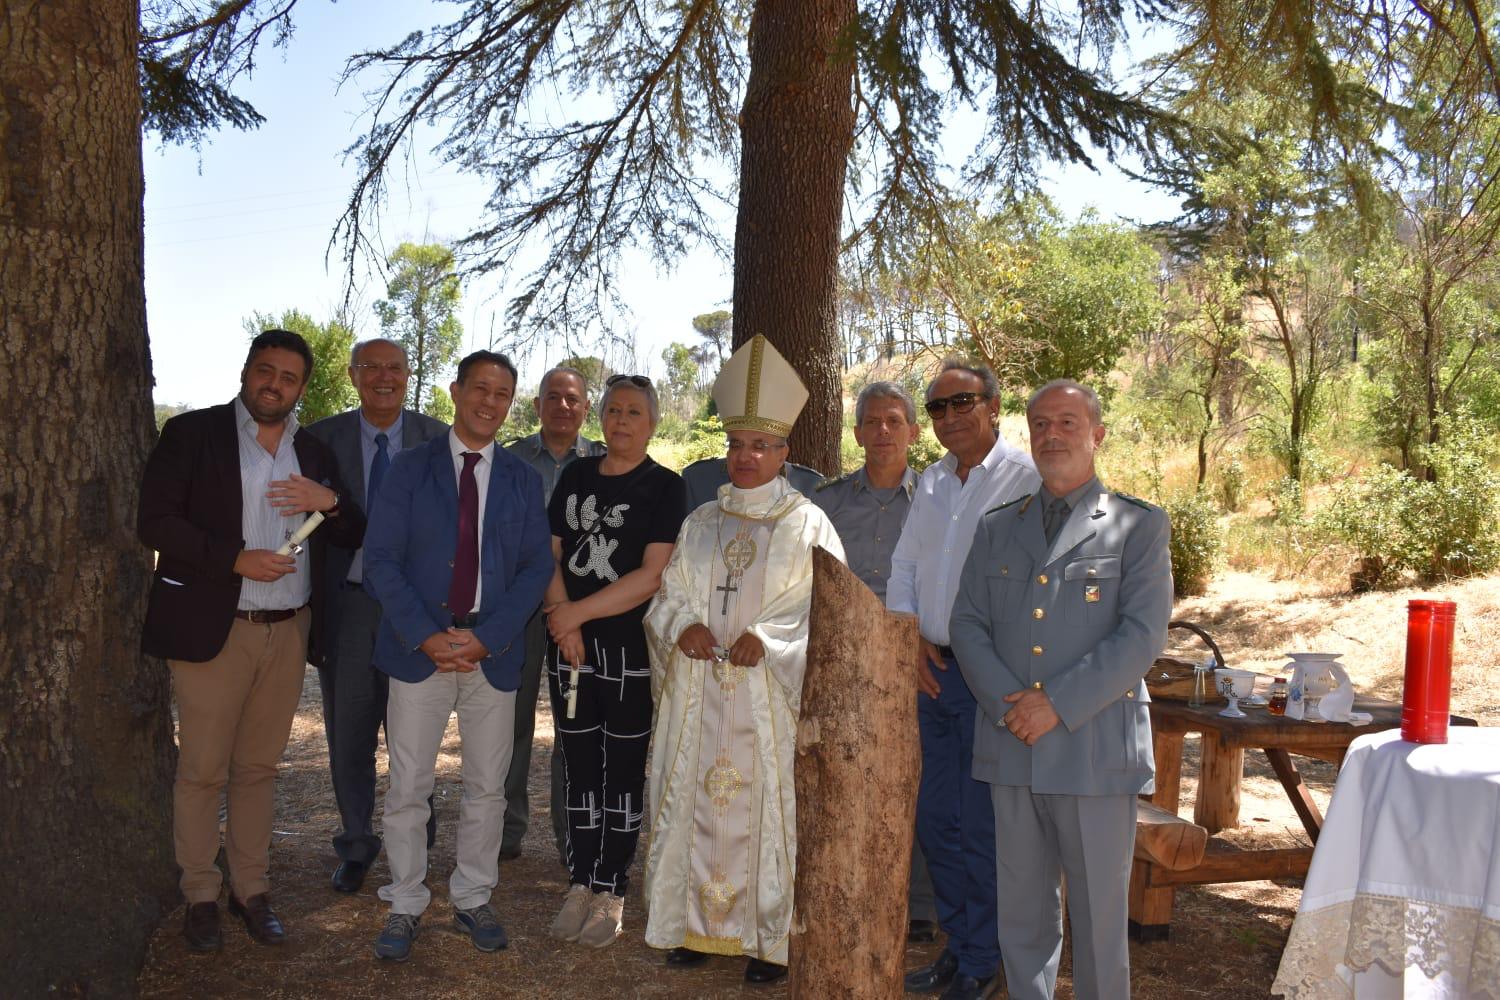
[1401,599,1457,744]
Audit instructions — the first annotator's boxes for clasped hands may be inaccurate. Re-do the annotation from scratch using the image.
[544,600,587,669]
[420,629,489,673]
[1001,688,1060,747]
[677,623,765,666]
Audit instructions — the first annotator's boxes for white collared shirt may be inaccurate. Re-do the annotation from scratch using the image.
[886,433,1039,645]
[449,429,495,612]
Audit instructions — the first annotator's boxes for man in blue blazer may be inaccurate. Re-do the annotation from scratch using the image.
[362,350,552,961]
[306,337,447,893]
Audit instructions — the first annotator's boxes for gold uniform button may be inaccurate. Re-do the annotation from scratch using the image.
[1032,608,1045,620]
[1037,573,1049,585]
[1125,690,1136,699]
[1087,567,1097,577]
[1032,645,1044,656]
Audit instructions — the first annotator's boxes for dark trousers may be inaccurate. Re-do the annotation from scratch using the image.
[320,583,433,863]
[502,610,568,863]
[916,653,1000,978]
[549,644,653,896]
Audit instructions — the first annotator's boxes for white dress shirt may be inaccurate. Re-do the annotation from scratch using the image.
[886,432,1039,645]
[448,429,495,613]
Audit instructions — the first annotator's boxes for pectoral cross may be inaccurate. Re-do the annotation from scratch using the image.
[716,578,738,615]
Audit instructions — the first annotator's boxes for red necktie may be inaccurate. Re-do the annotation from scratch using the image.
[448,452,481,618]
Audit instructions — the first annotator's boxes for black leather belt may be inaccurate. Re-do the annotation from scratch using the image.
[235,607,302,625]
[451,612,479,629]
[937,645,956,659]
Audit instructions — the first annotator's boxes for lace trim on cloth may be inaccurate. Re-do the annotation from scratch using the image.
[1273,893,1500,999]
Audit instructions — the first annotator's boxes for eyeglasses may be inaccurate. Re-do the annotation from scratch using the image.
[351,363,408,375]
[924,392,986,418]
[606,374,652,388]
[726,438,788,455]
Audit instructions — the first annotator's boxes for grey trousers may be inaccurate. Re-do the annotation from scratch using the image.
[990,786,1136,1000]
[501,609,567,864]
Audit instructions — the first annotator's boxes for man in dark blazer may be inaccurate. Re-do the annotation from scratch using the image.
[363,349,552,961]
[949,379,1173,1000]
[139,329,364,953]
[306,337,447,894]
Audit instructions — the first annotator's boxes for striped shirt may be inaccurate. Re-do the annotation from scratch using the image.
[234,396,312,611]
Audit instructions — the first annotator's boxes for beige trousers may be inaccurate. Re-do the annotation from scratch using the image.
[170,608,309,903]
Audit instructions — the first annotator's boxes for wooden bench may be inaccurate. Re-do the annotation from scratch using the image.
[1128,800,1208,942]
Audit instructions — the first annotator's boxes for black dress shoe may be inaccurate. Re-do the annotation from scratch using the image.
[228,893,287,945]
[497,844,522,862]
[332,860,367,893]
[665,946,710,967]
[183,901,221,952]
[904,949,959,993]
[907,918,939,943]
[745,958,787,984]
[939,974,995,1000]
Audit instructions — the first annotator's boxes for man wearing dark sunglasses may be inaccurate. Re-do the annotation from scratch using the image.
[888,359,1038,1000]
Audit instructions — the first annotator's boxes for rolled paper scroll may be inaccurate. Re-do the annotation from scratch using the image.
[276,511,326,556]
[566,663,581,719]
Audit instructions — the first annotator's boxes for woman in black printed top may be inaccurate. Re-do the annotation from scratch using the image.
[541,374,687,948]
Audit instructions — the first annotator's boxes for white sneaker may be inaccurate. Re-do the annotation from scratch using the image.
[549,884,592,941]
[576,891,624,948]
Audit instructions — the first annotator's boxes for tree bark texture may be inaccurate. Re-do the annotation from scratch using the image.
[0,3,177,995]
[790,548,920,998]
[733,0,856,477]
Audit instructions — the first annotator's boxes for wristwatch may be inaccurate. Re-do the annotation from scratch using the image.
[326,490,342,516]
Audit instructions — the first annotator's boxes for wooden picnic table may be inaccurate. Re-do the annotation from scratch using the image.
[1128,694,1476,941]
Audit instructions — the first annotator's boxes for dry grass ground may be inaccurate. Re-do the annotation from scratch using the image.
[136,571,1499,998]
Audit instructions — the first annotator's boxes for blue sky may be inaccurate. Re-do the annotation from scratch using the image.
[144,1,1180,408]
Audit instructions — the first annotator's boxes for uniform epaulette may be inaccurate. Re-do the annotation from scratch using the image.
[986,493,1032,516]
[814,472,853,492]
[1113,491,1154,510]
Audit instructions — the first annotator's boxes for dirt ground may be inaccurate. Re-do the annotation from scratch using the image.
[135,571,1499,998]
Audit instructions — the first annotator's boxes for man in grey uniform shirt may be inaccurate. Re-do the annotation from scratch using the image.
[810,380,938,942]
[949,379,1173,1000]
[681,454,824,509]
[502,367,605,862]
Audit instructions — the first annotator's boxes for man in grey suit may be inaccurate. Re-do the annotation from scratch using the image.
[307,338,447,893]
[502,366,605,863]
[949,379,1173,1000]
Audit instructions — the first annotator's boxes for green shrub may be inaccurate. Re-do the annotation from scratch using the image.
[1218,456,1246,513]
[1316,411,1500,586]
[1164,489,1222,597]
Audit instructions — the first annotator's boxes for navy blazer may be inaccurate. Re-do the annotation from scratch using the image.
[362,433,551,691]
[138,401,365,663]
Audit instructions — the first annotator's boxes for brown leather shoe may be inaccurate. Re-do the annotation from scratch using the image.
[228,893,286,945]
[183,901,221,952]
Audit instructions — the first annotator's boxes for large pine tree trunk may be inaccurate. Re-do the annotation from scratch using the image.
[0,3,178,994]
[733,0,856,476]
[791,549,920,997]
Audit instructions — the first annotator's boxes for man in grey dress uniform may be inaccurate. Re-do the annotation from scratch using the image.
[948,379,1173,1000]
[502,366,606,863]
[307,338,447,893]
[810,380,939,942]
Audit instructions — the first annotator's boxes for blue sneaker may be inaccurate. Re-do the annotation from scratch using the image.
[453,902,508,952]
[374,912,419,961]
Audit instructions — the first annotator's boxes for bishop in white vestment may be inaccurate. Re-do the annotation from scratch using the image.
[641,336,845,982]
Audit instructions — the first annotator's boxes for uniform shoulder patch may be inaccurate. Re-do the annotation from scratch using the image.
[1112,491,1155,510]
[814,472,852,492]
[985,493,1032,516]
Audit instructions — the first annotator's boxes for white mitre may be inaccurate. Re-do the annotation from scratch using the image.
[712,334,808,438]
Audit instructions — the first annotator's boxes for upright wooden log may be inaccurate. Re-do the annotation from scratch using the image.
[1195,736,1244,835]
[790,548,920,999]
